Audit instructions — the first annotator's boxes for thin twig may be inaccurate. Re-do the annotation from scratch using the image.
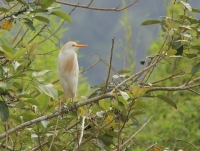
[145,142,157,151]
[14,28,29,48]
[11,24,24,45]
[56,0,139,12]
[116,115,153,150]
[73,116,86,151]
[87,0,94,7]
[31,140,49,151]
[38,21,64,45]
[80,118,115,145]
[188,89,200,96]
[48,116,59,151]
[28,25,47,44]
[104,38,115,93]
[79,58,102,75]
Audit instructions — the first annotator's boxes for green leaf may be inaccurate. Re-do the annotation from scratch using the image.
[192,8,200,13]
[180,1,192,11]
[24,19,35,31]
[157,95,177,109]
[175,45,183,56]
[41,0,55,9]
[17,0,28,6]
[1,45,13,59]
[25,99,40,106]
[113,93,128,106]
[15,101,25,108]
[118,70,130,74]
[8,73,26,79]
[173,38,182,49]
[0,7,8,12]
[185,53,197,59]
[134,99,147,109]
[0,101,9,122]
[12,48,26,61]
[0,82,7,90]
[38,83,58,100]
[191,62,200,76]
[32,70,50,77]
[99,99,110,110]
[51,11,72,23]
[141,20,161,26]
[112,101,126,113]
[0,30,6,34]
[167,49,177,56]
[88,92,98,99]
[130,110,146,116]
[30,9,48,13]
[0,66,4,74]
[0,37,12,48]
[98,135,113,146]
[91,105,102,114]
[18,94,34,99]
[78,106,87,116]
[191,45,200,50]
[34,16,50,24]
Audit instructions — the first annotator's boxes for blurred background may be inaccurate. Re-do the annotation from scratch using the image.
[59,0,200,85]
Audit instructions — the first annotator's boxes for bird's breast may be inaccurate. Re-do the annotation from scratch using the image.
[58,52,78,75]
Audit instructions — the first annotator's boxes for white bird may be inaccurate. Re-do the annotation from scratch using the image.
[58,41,87,103]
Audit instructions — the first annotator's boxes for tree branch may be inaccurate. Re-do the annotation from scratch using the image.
[56,0,139,12]
[104,38,115,93]
[0,93,113,140]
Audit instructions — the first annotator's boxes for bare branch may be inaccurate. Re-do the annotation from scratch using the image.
[0,93,113,140]
[149,83,200,92]
[145,142,157,151]
[74,116,86,151]
[56,0,139,12]
[104,38,115,93]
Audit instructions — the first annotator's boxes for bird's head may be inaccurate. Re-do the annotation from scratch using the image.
[61,41,87,52]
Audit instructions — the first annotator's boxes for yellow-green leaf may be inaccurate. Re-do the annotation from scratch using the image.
[51,11,72,23]
[141,20,161,26]
[0,30,6,34]
[99,99,110,111]
[12,48,26,61]
[132,86,140,97]
[1,45,13,59]
[78,106,87,116]
[167,49,177,56]
[41,0,55,9]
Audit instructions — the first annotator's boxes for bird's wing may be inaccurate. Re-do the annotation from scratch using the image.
[58,52,78,98]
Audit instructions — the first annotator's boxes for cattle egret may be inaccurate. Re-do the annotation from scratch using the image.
[58,41,87,103]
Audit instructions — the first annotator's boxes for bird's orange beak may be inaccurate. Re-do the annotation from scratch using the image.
[75,44,88,48]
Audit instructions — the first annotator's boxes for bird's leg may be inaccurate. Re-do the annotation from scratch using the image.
[59,97,65,118]
[71,97,77,115]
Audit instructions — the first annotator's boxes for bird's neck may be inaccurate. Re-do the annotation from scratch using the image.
[62,50,76,56]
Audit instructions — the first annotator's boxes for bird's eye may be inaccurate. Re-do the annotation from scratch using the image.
[72,44,75,47]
